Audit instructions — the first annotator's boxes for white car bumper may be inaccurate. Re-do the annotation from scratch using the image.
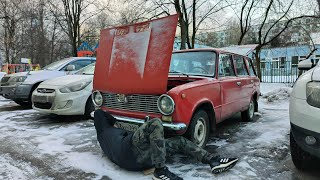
[32,87,90,115]
[290,96,320,158]
[289,96,320,134]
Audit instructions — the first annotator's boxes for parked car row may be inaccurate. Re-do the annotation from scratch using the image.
[0,57,96,115]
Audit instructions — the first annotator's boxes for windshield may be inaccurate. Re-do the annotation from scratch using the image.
[170,51,216,76]
[76,63,95,75]
[43,59,70,70]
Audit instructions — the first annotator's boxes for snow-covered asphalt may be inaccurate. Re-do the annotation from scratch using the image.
[0,83,319,180]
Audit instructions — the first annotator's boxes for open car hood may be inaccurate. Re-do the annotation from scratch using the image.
[94,14,178,94]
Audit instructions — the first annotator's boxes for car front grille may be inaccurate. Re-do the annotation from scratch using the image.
[37,88,55,93]
[1,77,10,83]
[34,102,52,109]
[102,93,161,114]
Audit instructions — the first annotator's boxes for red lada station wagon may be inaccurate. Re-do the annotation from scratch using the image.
[92,15,260,147]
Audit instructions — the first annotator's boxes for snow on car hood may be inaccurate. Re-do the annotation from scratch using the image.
[312,65,320,81]
[94,14,178,95]
[5,70,67,84]
[41,75,93,87]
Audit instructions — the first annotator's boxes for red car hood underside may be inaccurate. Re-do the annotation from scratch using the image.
[94,14,178,94]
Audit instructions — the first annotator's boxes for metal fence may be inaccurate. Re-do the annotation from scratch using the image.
[259,61,299,83]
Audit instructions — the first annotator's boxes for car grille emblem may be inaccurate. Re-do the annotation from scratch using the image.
[39,89,47,93]
[116,94,128,103]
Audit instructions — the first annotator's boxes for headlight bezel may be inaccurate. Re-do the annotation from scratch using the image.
[59,80,91,93]
[157,94,175,115]
[306,81,320,108]
[92,90,103,107]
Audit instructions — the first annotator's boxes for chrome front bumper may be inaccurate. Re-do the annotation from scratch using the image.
[91,112,187,131]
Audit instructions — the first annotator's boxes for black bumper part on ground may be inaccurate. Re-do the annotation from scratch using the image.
[291,123,320,159]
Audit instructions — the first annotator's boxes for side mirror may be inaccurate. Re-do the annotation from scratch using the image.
[66,64,75,71]
[298,59,316,70]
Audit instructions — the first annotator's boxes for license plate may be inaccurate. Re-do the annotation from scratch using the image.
[115,121,139,132]
[33,95,49,103]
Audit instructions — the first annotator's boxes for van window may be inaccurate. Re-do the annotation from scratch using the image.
[218,54,235,77]
[245,58,256,76]
[234,55,249,76]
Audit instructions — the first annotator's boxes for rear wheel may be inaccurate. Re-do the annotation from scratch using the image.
[187,110,210,148]
[290,131,315,170]
[84,96,95,119]
[241,98,256,121]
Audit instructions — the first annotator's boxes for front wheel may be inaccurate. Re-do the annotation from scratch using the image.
[187,110,210,148]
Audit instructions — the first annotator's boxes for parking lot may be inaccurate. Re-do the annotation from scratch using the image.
[0,83,319,180]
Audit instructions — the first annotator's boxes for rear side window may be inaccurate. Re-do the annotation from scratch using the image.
[218,54,235,77]
[234,55,249,76]
[245,58,256,76]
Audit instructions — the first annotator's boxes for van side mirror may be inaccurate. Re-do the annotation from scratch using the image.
[298,59,316,70]
[66,65,75,71]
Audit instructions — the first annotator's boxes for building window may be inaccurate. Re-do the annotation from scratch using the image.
[280,57,286,68]
[292,56,299,67]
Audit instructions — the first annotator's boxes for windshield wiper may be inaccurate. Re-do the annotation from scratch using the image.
[169,71,189,77]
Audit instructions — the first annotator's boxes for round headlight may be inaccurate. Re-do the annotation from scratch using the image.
[92,90,103,107]
[157,94,175,115]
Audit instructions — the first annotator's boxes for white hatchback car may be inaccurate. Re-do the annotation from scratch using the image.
[290,59,320,170]
[32,63,95,118]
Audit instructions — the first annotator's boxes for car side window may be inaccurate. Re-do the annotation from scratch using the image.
[245,58,257,76]
[218,54,235,77]
[61,60,92,71]
[234,55,249,76]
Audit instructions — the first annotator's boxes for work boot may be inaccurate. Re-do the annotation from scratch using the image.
[153,166,183,180]
[209,157,238,174]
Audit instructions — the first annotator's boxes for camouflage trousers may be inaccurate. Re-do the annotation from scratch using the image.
[132,118,213,168]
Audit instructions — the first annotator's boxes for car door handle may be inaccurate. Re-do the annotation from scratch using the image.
[236,81,241,86]
[251,80,254,84]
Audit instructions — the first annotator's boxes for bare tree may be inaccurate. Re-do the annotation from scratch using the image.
[173,0,232,49]
[237,0,257,45]
[0,0,22,63]
[50,0,109,57]
[237,0,317,79]
[146,0,231,49]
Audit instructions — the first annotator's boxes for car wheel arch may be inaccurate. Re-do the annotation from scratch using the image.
[191,101,216,132]
[84,95,95,119]
[30,82,43,99]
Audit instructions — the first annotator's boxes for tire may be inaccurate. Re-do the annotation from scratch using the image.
[241,98,256,122]
[187,110,210,148]
[14,100,32,108]
[290,131,315,170]
[84,96,95,119]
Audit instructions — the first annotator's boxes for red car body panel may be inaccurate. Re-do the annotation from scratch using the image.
[94,14,178,95]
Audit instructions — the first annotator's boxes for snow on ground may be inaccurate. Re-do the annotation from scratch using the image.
[0,84,319,180]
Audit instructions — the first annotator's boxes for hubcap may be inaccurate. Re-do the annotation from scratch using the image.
[249,100,254,119]
[194,118,206,146]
